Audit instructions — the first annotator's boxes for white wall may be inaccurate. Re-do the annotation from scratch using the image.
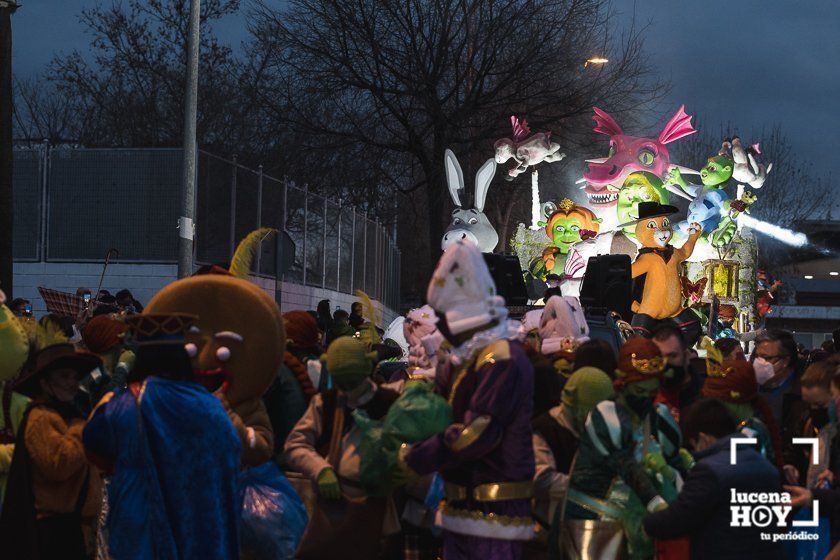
[14,262,398,326]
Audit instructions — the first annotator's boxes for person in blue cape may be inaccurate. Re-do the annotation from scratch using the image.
[83,313,242,560]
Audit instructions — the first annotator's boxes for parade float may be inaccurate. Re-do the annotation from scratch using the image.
[497,106,773,340]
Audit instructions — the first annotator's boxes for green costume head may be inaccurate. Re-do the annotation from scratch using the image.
[542,199,601,255]
[323,336,376,391]
[700,155,733,188]
[616,172,669,237]
[562,366,615,431]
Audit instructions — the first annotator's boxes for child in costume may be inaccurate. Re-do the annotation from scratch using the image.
[401,241,535,560]
[83,313,242,559]
[630,201,703,345]
[564,338,690,560]
[1,342,104,560]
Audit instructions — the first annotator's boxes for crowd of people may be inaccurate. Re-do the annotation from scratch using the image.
[2,242,840,559]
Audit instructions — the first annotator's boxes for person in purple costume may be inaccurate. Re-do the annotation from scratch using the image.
[400,241,536,560]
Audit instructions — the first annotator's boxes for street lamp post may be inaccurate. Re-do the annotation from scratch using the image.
[178,0,201,278]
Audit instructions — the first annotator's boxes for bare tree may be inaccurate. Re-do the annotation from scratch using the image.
[13,77,79,143]
[251,0,667,266]
[45,0,260,153]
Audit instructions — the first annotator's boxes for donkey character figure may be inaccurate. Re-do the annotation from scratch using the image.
[441,149,499,253]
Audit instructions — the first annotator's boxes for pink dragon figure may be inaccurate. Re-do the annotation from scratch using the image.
[494,115,564,179]
[582,105,697,208]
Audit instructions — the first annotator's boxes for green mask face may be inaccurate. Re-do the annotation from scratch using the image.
[700,155,733,188]
[550,216,586,255]
[616,173,668,237]
[622,377,660,417]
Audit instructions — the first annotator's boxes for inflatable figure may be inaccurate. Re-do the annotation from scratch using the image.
[616,172,670,238]
[630,202,703,345]
[529,198,600,280]
[677,188,729,237]
[582,105,696,210]
[666,141,734,193]
[494,116,565,179]
[144,229,285,467]
[441,149,499,253]
[731,137,772,189]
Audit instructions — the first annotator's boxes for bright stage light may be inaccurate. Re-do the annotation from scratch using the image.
[737,214,809,247]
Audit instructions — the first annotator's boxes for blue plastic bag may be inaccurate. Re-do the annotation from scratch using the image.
[239,462,309,560]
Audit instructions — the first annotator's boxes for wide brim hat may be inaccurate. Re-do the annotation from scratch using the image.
[13,343,102,398]
[636,201,679,221]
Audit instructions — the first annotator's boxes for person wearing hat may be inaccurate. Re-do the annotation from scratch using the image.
[401,241,536,560]
[531,367,614,547]
[82,313,242,560]
[285,336,402,557]
[630,201,703,346]
[0,343,104,560]
[701,341,783,470]
[263,309,326,468]
[564,337,690,560]
[78,315,130,415]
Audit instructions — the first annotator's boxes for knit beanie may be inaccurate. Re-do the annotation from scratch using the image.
[702,359,758,404]
[615,337,666,386]
[82,315,128,355]
[426,241,506,335]
[323,337,376,384]
[562,366,615,411]
[283,310,320,349]
[539,296,589,355]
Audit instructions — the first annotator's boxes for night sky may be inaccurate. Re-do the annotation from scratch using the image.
[13,1,840,185]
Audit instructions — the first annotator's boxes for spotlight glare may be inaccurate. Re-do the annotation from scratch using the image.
[738,214,809,247]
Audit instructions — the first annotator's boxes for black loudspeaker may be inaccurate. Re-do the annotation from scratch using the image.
[482,253,529,307]
[579,254,633,321]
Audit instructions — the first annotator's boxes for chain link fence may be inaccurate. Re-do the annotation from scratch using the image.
[13,144,401,310]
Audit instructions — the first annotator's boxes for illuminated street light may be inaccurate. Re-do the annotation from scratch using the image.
[584,57,609,67]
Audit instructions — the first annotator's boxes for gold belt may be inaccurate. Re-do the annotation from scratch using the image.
[444,480,534,502]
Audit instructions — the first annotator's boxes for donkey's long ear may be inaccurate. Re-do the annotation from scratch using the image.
[474,158,496,212]
[444,149,465,207]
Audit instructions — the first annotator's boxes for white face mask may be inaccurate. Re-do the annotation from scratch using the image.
[753,357,775,386]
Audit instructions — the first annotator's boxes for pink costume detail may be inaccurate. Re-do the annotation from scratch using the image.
[583,105,696,207]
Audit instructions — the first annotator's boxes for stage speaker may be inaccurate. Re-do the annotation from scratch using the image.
[483,253,528,307]
[579,254,633,321]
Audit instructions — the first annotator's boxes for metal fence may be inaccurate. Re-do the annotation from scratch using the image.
[13,143,401,310]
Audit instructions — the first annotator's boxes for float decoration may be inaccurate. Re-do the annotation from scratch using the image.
[702,259,740,304]
[494,116,566,230]
[528,198,600,281]
[731,138,772,189]
[441,149,499,253]
[582,105,697,211]
[630,201,703,344]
